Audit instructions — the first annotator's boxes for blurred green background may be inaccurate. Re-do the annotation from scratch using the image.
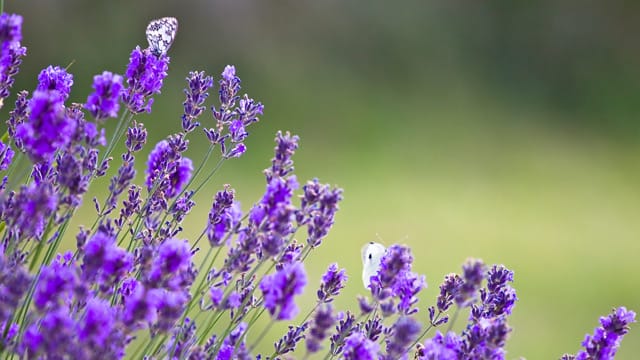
[4,0,640,358]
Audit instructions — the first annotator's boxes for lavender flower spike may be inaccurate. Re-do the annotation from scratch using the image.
[122,46,169,113]
[36,65,74,100]
[16,90,76,162]
[342,331,379,360]
[145,139,193,198]
[569,307,636,360]
[384,316,421,360]
[85,71,123,120]
[0,13,26,103]
[259,261,307,320]
[265,131,299,181]
[306,304,335,353]
[182,70,213,133]
[455,258,486,307]
[317,263,347,303]
[0,141,14,171]
[418,331,463,360]
[4,182,58,239]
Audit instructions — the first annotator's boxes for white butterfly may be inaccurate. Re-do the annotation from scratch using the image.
[146,17,178,56]
[361,242,386,289]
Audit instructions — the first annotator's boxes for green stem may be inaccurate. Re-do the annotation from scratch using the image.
[405,310,443,356]
[248,319,275,353]
[447,307,460,332]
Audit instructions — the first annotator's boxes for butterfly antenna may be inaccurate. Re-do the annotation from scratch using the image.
[65,59,76,71]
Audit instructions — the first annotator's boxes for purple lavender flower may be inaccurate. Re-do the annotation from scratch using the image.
[224,228,261,274]
[85,71,123,120]
[4,182,58,239]
[329,311,357,356]
[277,240,303,268]
[0,13,22,44]
[147,238,193,290]
[78,298,115,343]
[33,253,79,310]
[418,331,463,360]
[317,263,347,303]
[77,297,127,358]
[16,90,76,162]
[250,176,298,226]
[81,231,133,290]
[23,308,79,358]
[384,316,421,360]
[145,139,193,199]
[569,307,636,360]
[369,244,425,315]
[207,66,263,156]
[0,13,26,101]
[122,46,169,113]
[218,65,240,109]
[472,265,517,319]
[342,331,380,360]
[259,261,307,320]
[168,317,197,359]
[206,186,238,247]
[36,65,73,100]
[123,284,162,328]
[169,157,193,197]
[156,290,189,333]
[217,322,251,360]
[274,323,309,356]
[225,142,246,158]
[395,271,426,315]
[0,259,31,325]
[125,121,147,152]
[182,71,213,133]
[461,316,510,359]
[300,179,344,248]
[437,273,463,313]
[456,258,486,307]
[6,90,28,149]
[365,316,385,342]
[306,304,335,353]
[265,131,299,181]
[376,244,413,289]
[0,141,14,170]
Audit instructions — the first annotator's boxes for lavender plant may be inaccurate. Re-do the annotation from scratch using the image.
[0,11,636,360]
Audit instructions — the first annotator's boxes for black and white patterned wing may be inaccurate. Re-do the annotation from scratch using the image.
[146,17,178,56]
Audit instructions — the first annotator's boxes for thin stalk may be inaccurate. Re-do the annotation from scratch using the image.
[248,319,275,353]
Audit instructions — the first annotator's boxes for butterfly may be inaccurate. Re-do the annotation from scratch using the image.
[146,17,178,56]
[361,241,386,289]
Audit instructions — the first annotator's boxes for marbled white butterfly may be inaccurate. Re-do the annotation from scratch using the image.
[146,17,178,56]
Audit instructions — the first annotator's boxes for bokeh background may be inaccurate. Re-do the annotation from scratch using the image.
[4,0,640,358]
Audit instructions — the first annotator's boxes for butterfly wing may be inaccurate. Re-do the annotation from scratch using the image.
[146,17,178,56]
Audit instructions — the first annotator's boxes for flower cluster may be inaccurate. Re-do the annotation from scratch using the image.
[0,13,26,102]
[0,11,634,360]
